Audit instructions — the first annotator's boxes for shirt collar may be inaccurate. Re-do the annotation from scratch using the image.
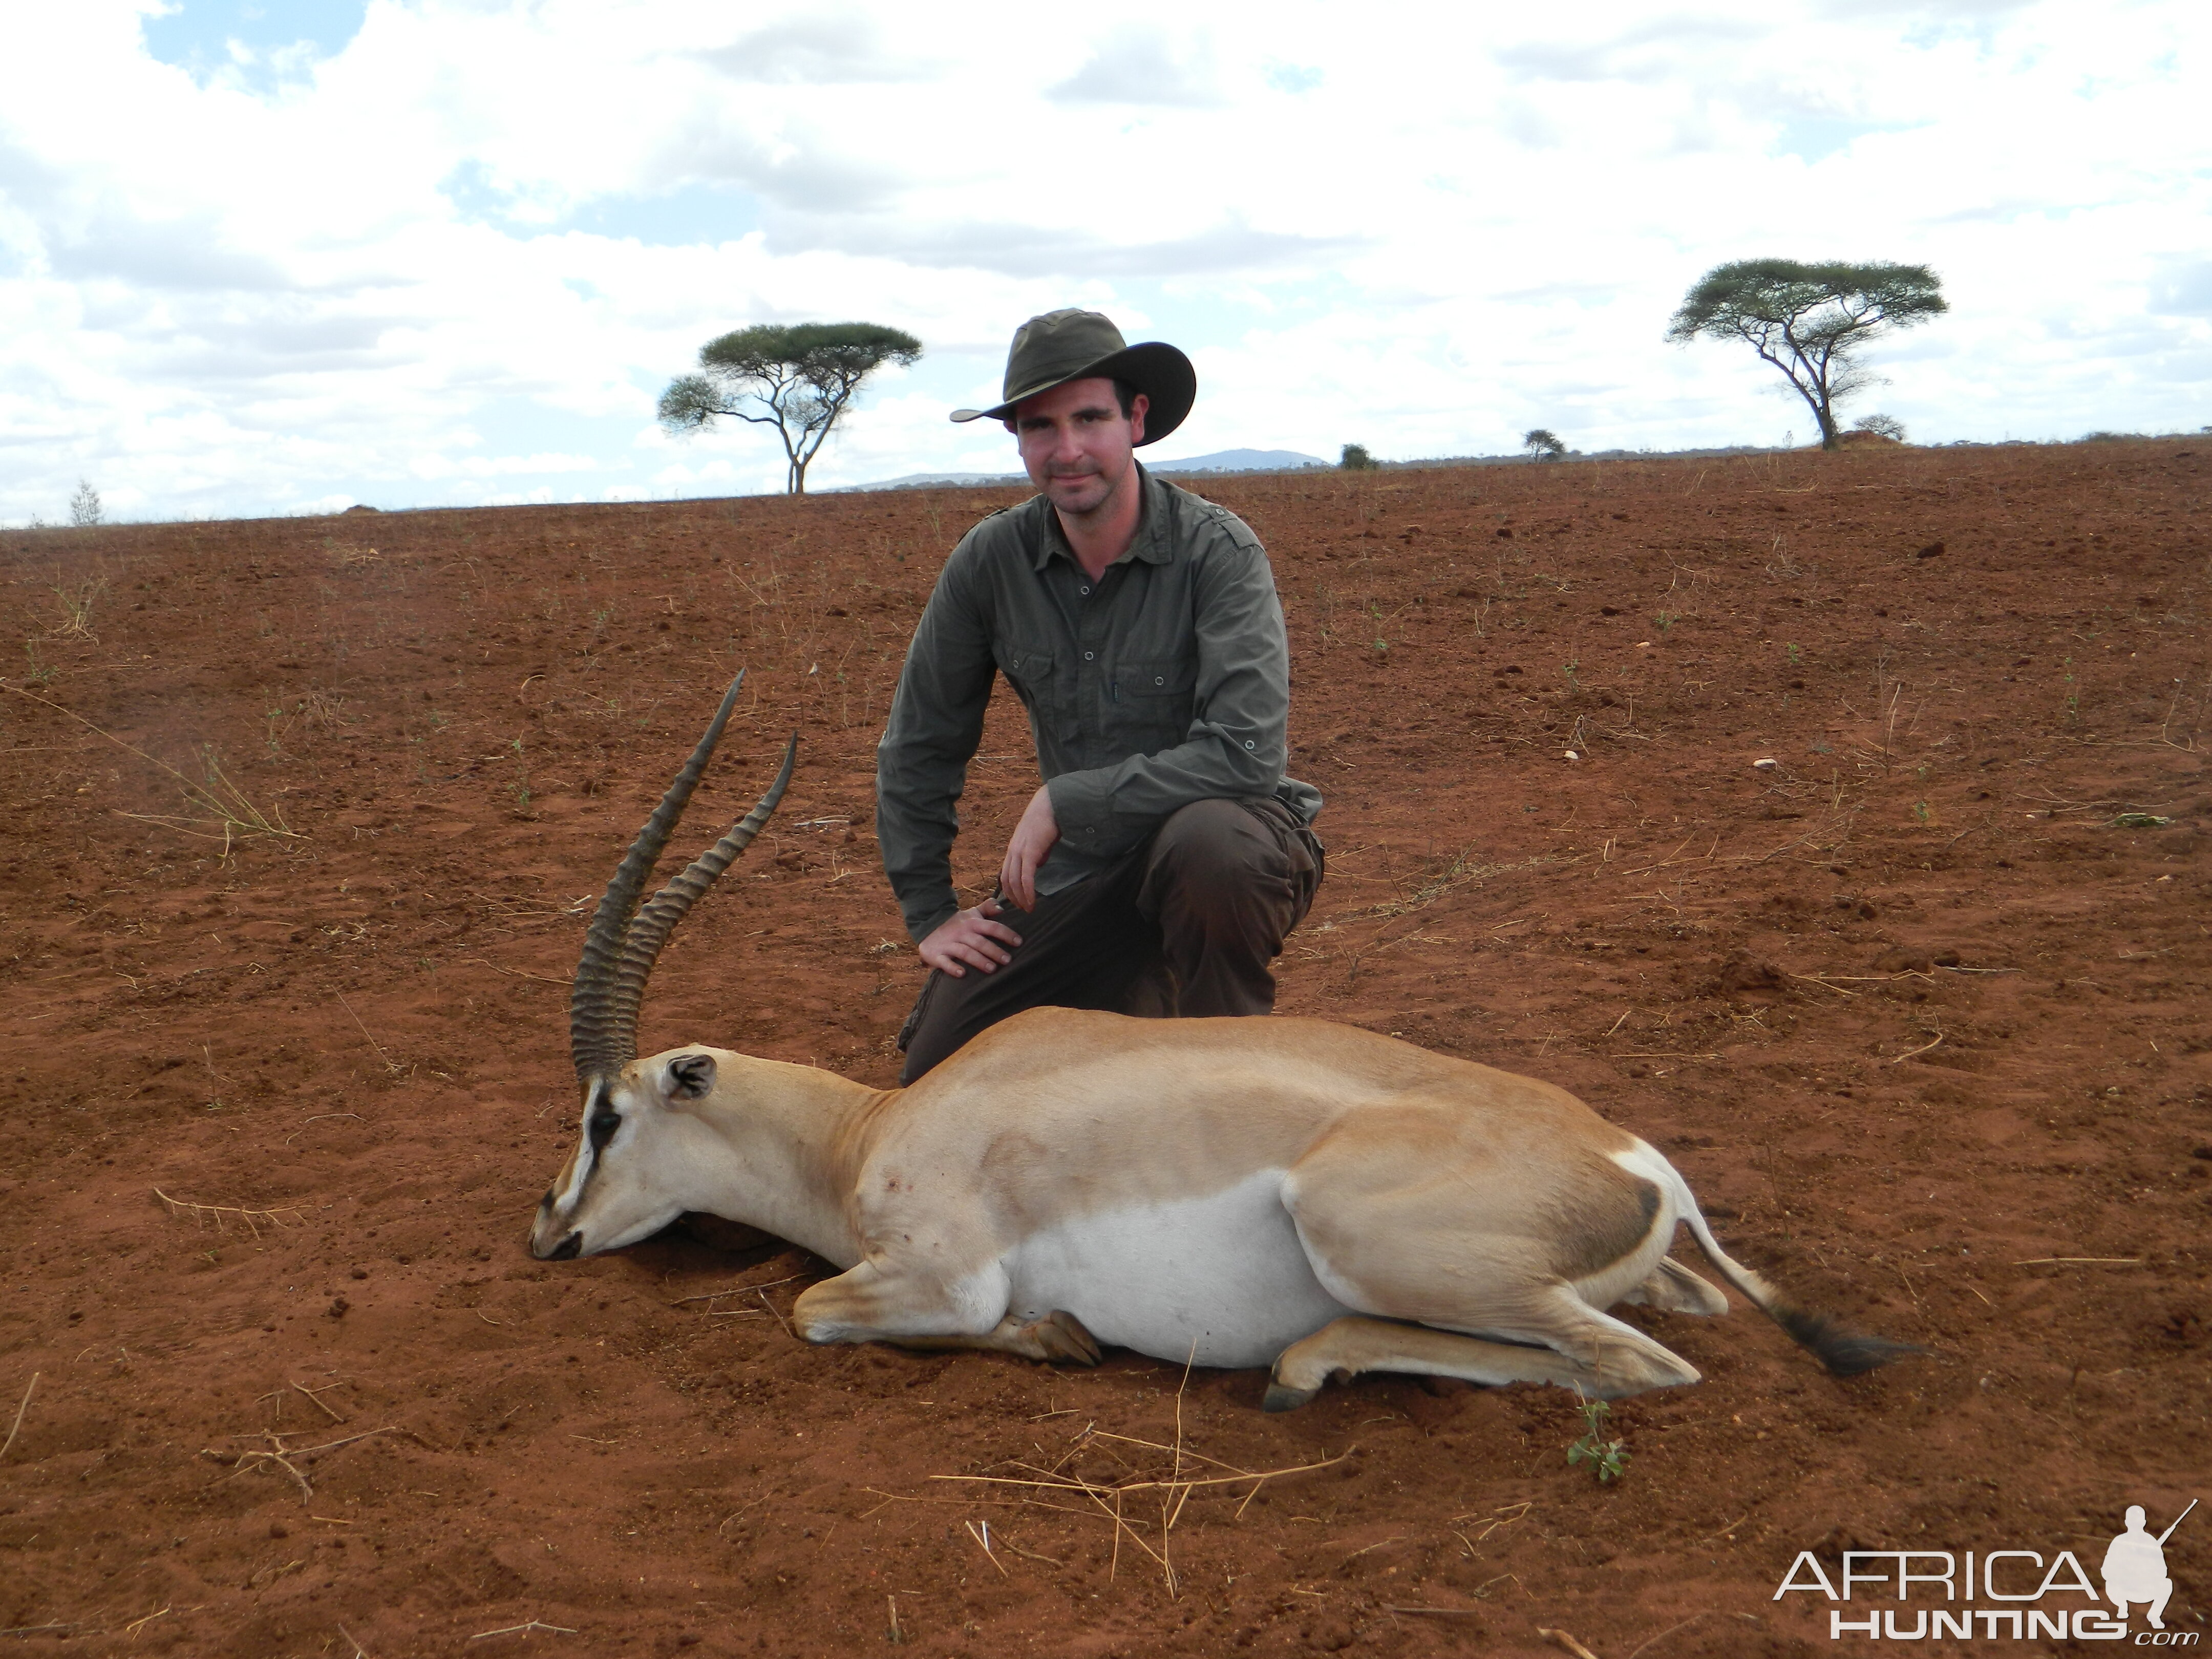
[1032,461,1175,572]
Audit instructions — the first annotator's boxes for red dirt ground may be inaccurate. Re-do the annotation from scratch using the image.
[3,439,2206,1658]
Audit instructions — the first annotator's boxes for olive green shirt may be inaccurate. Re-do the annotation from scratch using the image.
[876,464,1323,944]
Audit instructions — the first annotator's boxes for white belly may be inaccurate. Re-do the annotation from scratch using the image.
[1002,1166,1352,1368]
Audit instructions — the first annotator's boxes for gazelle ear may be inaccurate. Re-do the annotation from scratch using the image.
[665,1053,717,1102]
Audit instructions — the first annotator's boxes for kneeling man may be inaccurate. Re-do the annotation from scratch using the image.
[877,308,1325,1082]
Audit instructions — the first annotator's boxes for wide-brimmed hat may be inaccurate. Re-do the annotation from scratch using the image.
[950,309,1195,446]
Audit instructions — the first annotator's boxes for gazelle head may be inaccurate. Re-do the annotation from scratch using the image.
[529,672,794,1261]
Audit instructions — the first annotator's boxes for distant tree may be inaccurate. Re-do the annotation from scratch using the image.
[1339,443,1376,471]
[1522,428,1566,462]
[1851,413,1907,442]
[69,479,102,527]
[659,322,923,495]
[1666,260,1946,450]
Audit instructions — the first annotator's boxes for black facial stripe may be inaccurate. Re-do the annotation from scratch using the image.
[569,1077,615,1198]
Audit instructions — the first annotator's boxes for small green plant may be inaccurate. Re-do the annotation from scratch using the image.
[2061,656,2079,721]
[49,571,107,639]
[22,640,56,685]
[1653,610,1676,634]
[1912,800,1933,825]
[1340,442,1376,471]
[1785,642,1801,666]
[1567,1392,1629,1483]
[2111,812,2171,829]
[1367,598,1389,653]
[1563,657,1581,690]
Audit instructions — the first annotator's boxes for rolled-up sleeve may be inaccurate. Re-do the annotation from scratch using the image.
[1045,524,1288,860]
[876,542,996,942]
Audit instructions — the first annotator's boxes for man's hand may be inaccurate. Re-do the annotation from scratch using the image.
[999,784,1060,910]
[918,899,1024,978]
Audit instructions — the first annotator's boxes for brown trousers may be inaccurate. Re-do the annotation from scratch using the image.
[897,797,1325,1084]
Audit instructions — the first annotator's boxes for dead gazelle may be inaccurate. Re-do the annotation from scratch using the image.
[532,673,1919,1407]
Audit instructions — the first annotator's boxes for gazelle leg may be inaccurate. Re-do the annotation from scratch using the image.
[876,1310,1101,1365]
[1617,1256,1730,1316]
[792,1260,1101,1365]
[1264,1305,1700,1412]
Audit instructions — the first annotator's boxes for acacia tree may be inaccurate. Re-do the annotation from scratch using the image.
[658,321,922,494]
[1666,260,1945,450]
[1522,428,1566,461]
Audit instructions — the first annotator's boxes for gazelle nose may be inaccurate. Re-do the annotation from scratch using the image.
[546,1231,582,1262]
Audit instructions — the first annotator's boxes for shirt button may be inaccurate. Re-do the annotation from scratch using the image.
[1083,651,1095,661]
[1079,585,1091,595]
[1244,739,1257,749]
[1153,676,1164,685]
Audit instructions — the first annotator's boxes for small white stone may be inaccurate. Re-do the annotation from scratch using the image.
[1564,750,1579,761]
[1753,757,1778,771]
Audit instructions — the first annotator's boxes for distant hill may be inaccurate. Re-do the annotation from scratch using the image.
[834,470,1026,493]
[1151,449,1330,475]
[842,448,1331,495]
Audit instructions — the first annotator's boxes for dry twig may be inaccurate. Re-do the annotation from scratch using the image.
[1625,1612,1714,1659]
[154,1188,305,1239]
[2,1372,38,1460]
[469,1621,578,1641]
[2012,1257,2141,1267]
[200,1424,409,1503]
[1886,1029,1945,1066]
[336,993,403,1075]
[1387,1604,1487,1618]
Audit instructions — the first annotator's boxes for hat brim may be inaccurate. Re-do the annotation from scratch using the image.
[949,341,1194,447]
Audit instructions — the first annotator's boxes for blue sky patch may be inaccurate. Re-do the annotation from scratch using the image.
[143,1,368,87]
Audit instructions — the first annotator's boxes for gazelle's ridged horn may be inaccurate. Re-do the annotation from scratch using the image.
[603,732,797,1055]
[569,670,750,1083]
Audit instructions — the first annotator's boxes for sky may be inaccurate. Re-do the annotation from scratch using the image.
[1,0,2206,524]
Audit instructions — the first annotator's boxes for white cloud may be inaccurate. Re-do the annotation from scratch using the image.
[1048,25,1228,108]
[0,0,2206,524]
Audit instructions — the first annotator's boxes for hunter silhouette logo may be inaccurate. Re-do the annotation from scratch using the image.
[1775,1496,2200,1642]
[2106,1501,2195,1632]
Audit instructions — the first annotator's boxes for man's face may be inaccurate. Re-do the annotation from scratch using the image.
[1009,377,1148,518]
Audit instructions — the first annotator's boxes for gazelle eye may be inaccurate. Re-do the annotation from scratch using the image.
[589,1113,620,1150]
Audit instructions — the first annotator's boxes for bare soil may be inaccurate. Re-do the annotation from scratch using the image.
[3,438,2207,1657]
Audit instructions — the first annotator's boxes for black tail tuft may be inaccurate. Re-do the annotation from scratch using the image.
[1774,1304,1928,1377]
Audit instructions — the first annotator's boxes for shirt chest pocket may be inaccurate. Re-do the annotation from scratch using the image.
[1109,656,1197,746]
[1114,658,1196,703]
[993,641,1057,715]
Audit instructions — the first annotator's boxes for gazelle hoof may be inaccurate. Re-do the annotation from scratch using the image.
[1033,1310,1102,1367]
[1262,1381,1320,1413]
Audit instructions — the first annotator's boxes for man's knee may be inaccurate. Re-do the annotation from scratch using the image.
[1150,798,1291,890]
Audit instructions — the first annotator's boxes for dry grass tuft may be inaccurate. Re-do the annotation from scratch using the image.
[48,571,108,640]
[3,685,304,853]
[906,1358,1349,1594]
